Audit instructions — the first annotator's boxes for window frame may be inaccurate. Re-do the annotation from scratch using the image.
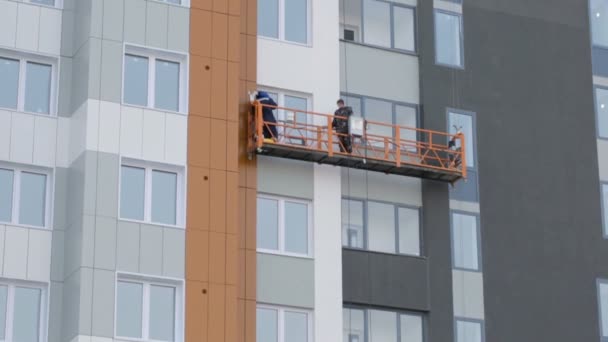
[114,272,184,342]
[256,303,313,342]
[343,305,426,342]
[454,317,485,342]
[256,193,314,258]
[342,197,422,257]
[118,158,186,229]
[590,0,608,49]
[27,0,64,9]
[258,0,313,46]
[594,85,608,140]
[150,0,191,7]
[602,182,608,238]
[446,108,477,170]
[259,87,314,145]
[340,0,418,54]
[450,210,482,272]
[340,92,420,133]
[434,9,465,69]
[0,48,58,116]
[122,44,189,115]
[0,279,48,342]
[0,163,53,229]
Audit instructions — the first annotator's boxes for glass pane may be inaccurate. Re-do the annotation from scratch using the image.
[365,98,393,148]
[257,198,279,250]
[452,212,479,270]
[400,314,423,342]
[165,0,181,4]
[0,169,14,223]
[257,307,278,342]
[456,320,482,342]
[24,62,52,114]
[285,311,307,342]
[343,308,365,342]
[596,87,608,138]
[30,0,55,5]
[368,201,396,253]
[283,95,308,145]
[603,184,608,236]
[342,95,362,117]
[0,57,19,109]
[363,0,391,48]
[0,286,7,339]
[341,199,364,248]
[284,202,308,254]
[120,166,145,221]
[600,283,608,336]
[591,0,608,47]
[258,0,279,38]
[19,172,46,227]
[124,54,149,106]
[151,170,178,225]
[398,207,420,255]
[393,6,415,51]
[155,59,180,111]
[13,287,41,342]
[339,0,362,42]
[449,112,475,167]
[396,105,418,151]
[435,11,463,67]
[149,285,176,341]
[116,281,143,338]
[369,309,397,342]
[285,0,307,43]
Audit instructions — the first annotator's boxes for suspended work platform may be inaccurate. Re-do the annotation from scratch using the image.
[248,101,467,183]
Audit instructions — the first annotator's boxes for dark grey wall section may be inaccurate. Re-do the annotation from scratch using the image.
[342,249,429,312]
[421,0,607,340]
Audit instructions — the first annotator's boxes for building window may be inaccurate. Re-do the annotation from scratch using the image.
[0,165,51,228]
[115,275,183,342]
[434,10,464,68]
[342,198,421,256]
[261,89,311,145]
[123,46,188,113]
[451,211,480,271]
[257,195,312,256]
[591,0,608,48]
[342,94,419,149]
[119,160,184,227]
[455,319,484,342]
[598,279,608,339]
[257,305,312,342]
[0,52,56,115]
[602,183,608,236]
[0,280,47,342]
[28,0,63,7]
[343,307,424,342]
[596,86,608,139]
[258,0,310,44]
[340,0,416,52]
[448,110,475,168]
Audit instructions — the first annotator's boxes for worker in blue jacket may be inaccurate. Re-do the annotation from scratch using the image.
[256,91,279,141]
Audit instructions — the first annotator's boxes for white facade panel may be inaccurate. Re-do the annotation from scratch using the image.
[598,139,608,181]
[27,228,52,282]
[15,3,40,52]
[0,0,18,48]
[98,101,122,154]
[452,270,485,320]
[0,110,11,161]
[119,105,145,158]
[33,115,58,167]
[3,225,29,279]
[38,6,62,55]
[10,112,35,165]
[164,113,188,165]
[142,109,166,162]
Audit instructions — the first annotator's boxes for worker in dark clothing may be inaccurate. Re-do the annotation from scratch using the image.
[256,91,279,141]
[332,99,353,153]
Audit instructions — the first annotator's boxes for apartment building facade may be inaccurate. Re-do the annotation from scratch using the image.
[0,0,606,341]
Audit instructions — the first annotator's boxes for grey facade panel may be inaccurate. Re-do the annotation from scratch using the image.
[257,253,315,309]
[342,249,429,312]
[449,169,478,203]
[420,0,604,340]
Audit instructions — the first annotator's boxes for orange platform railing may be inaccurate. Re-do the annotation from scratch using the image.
[249,101,467,182]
